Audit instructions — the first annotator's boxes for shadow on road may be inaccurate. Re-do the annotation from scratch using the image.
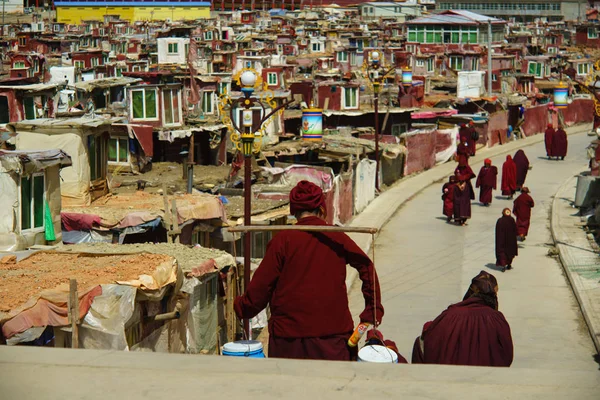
[495,196,512,201]
[485,263,506,273]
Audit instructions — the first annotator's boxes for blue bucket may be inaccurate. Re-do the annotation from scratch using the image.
[222,340,265,358]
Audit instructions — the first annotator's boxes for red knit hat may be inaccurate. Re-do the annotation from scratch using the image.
[290,181,326,216]
[484,158,492,165]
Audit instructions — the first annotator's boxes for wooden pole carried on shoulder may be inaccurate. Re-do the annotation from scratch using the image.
[228,225,378,234]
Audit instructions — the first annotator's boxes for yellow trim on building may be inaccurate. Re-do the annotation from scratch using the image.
[57,6,211,24]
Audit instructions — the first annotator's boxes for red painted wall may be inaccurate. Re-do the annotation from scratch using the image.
[317,85,342,110]
[562,99,595,126]
[522,104,549,137]
[404,130,436,175]
[486,111,509,147]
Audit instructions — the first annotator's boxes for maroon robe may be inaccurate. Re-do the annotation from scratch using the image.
[513,150,530,189]
[455,165,476,200]
[476,166,498,204]
[552,128,568,158]
[466,126,477,156]
[234,216,383,361]
[496,214,518,266]
[442,182,456,218]
[411,297,513,366]
[513,193,535,237]
[544,127,555,156]
[453,184,471,220]
[456,142,470,167]
[501,156,517,196]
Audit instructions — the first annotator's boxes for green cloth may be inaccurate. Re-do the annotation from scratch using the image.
[44,200,56,242]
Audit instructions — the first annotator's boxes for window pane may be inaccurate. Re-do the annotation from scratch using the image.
[108,138,118,162]
[172,91,180,122]
[145,90,157,118]
[132,90,144,118]
[119,138,128,162]
[164,89,173,124]
[21,177,31,230]
[33,175,44,228]
[408,32,416,42]
[88,136,97,180]
[24,97,35,120]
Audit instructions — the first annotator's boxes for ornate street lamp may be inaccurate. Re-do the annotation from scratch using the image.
[366,50,396,191]
[219,68,293,339]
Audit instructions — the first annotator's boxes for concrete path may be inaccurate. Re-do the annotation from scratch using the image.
[552,174,600,352]
[349,130,599,371]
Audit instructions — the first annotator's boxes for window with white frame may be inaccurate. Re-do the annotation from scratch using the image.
[131,88,158,120]
[406,44,415,53]
[492,74,498,81]
[201,91,214,114]
[116,67,123,77]
[20,173,45,231]
[18,37,27,46]
[163,88,181,125]
[267,72,278,86]
[577,63,591,75]
[528,61,543,78]
[471,58,479,71]
[350,51,357,66]
[342,87,358,109]
[74,60,85,69]
[168,42,178,54]
[426,57,434,73]
[13,61,26,69]
[416,59,425,67]
[204,31,213,41]
[91,58,99,67]
[449,56,463,71]
[108,137,128,164]
[218,82,229,95]
[337,51,348,62]
[311,42,322,52]
[391,124,409,136]
[588,27,598,39]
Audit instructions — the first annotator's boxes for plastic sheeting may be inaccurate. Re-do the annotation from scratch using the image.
[78,284,137,350]
[260,164,335,192]
[435,127,459,164]
[61,230,113,244]
[182,275,219,354]
[354,159,376,214]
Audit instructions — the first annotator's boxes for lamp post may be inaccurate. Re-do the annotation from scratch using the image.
[368,51,395,191]
[223,69,293,339]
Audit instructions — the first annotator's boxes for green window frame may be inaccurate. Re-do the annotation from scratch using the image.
[168,42,178,54]
[131,88,158,120]
[108,137,128,163]
[343,87,358,109]
[20,173,45,231]
[267,72,278,85]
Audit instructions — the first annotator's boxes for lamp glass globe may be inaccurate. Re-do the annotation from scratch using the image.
[240,70,257,87]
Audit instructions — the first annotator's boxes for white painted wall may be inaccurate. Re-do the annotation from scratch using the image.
[157,37,190,65]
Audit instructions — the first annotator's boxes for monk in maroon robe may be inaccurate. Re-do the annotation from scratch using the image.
[466,121,477,156]
[496,208,518,272]
[453,180,471,226]
[513,187,534,241]
[456,140,470,167]
[501,155,517,199]
[411,271,513,367]
[552,126,568,160]
[476,158,498,206]
[234,181,383,361]
[544,124,555,159]
[513,150,530,191]
[455,164,476,200]
[442,176,457,222]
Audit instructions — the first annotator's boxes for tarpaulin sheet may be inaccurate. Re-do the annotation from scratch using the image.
[61,212,102,231]
[333,171,354,226]
[128,124,154,157]
[435,127,458,164]
[117,211,161,229]
[354,159,376,214]
[61,229,113,244]
[260,164,335,192]
[182,275,219,354]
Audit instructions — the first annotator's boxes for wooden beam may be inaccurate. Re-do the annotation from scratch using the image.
[68,279,79,349]
[228,225,377,234]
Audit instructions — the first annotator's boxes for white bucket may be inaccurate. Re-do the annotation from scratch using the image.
[357,345,398,363]
[222,340,265,358]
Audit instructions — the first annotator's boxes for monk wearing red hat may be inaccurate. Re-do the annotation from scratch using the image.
[513,187,535,241]
[544,124,555,159]
[476,158,498,206]
[234,181,383,361]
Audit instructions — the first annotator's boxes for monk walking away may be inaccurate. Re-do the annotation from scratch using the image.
[513,187,535,241]
[411,271,513,367]
[501,155,517,199]
[496,208,518,273]
[453,179,471,226]
[513,150,530,192]
[442,176,457,223]
[476,158,498,206]
[552,125,568,160]
[455,164,476,200]
[544,124,555,159]
[234,181,383,361]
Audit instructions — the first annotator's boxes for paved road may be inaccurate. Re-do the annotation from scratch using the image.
[349,131,599,370]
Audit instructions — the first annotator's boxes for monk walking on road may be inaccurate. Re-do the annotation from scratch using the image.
[513,150,530,191]
[442,176,457,223]
[513,187,535,241]
[496,208,518,272]
[501,155,517,199]
[411,271,513,367]
[552,125,568,160]
[544,124,555,159]
[234,181,383,361]
[453,179,471,226]
[476,158,498,206]
[455,164,476,200]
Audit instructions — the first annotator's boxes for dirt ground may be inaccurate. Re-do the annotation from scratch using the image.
[109,163,231,195]
[0,252,171,313]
